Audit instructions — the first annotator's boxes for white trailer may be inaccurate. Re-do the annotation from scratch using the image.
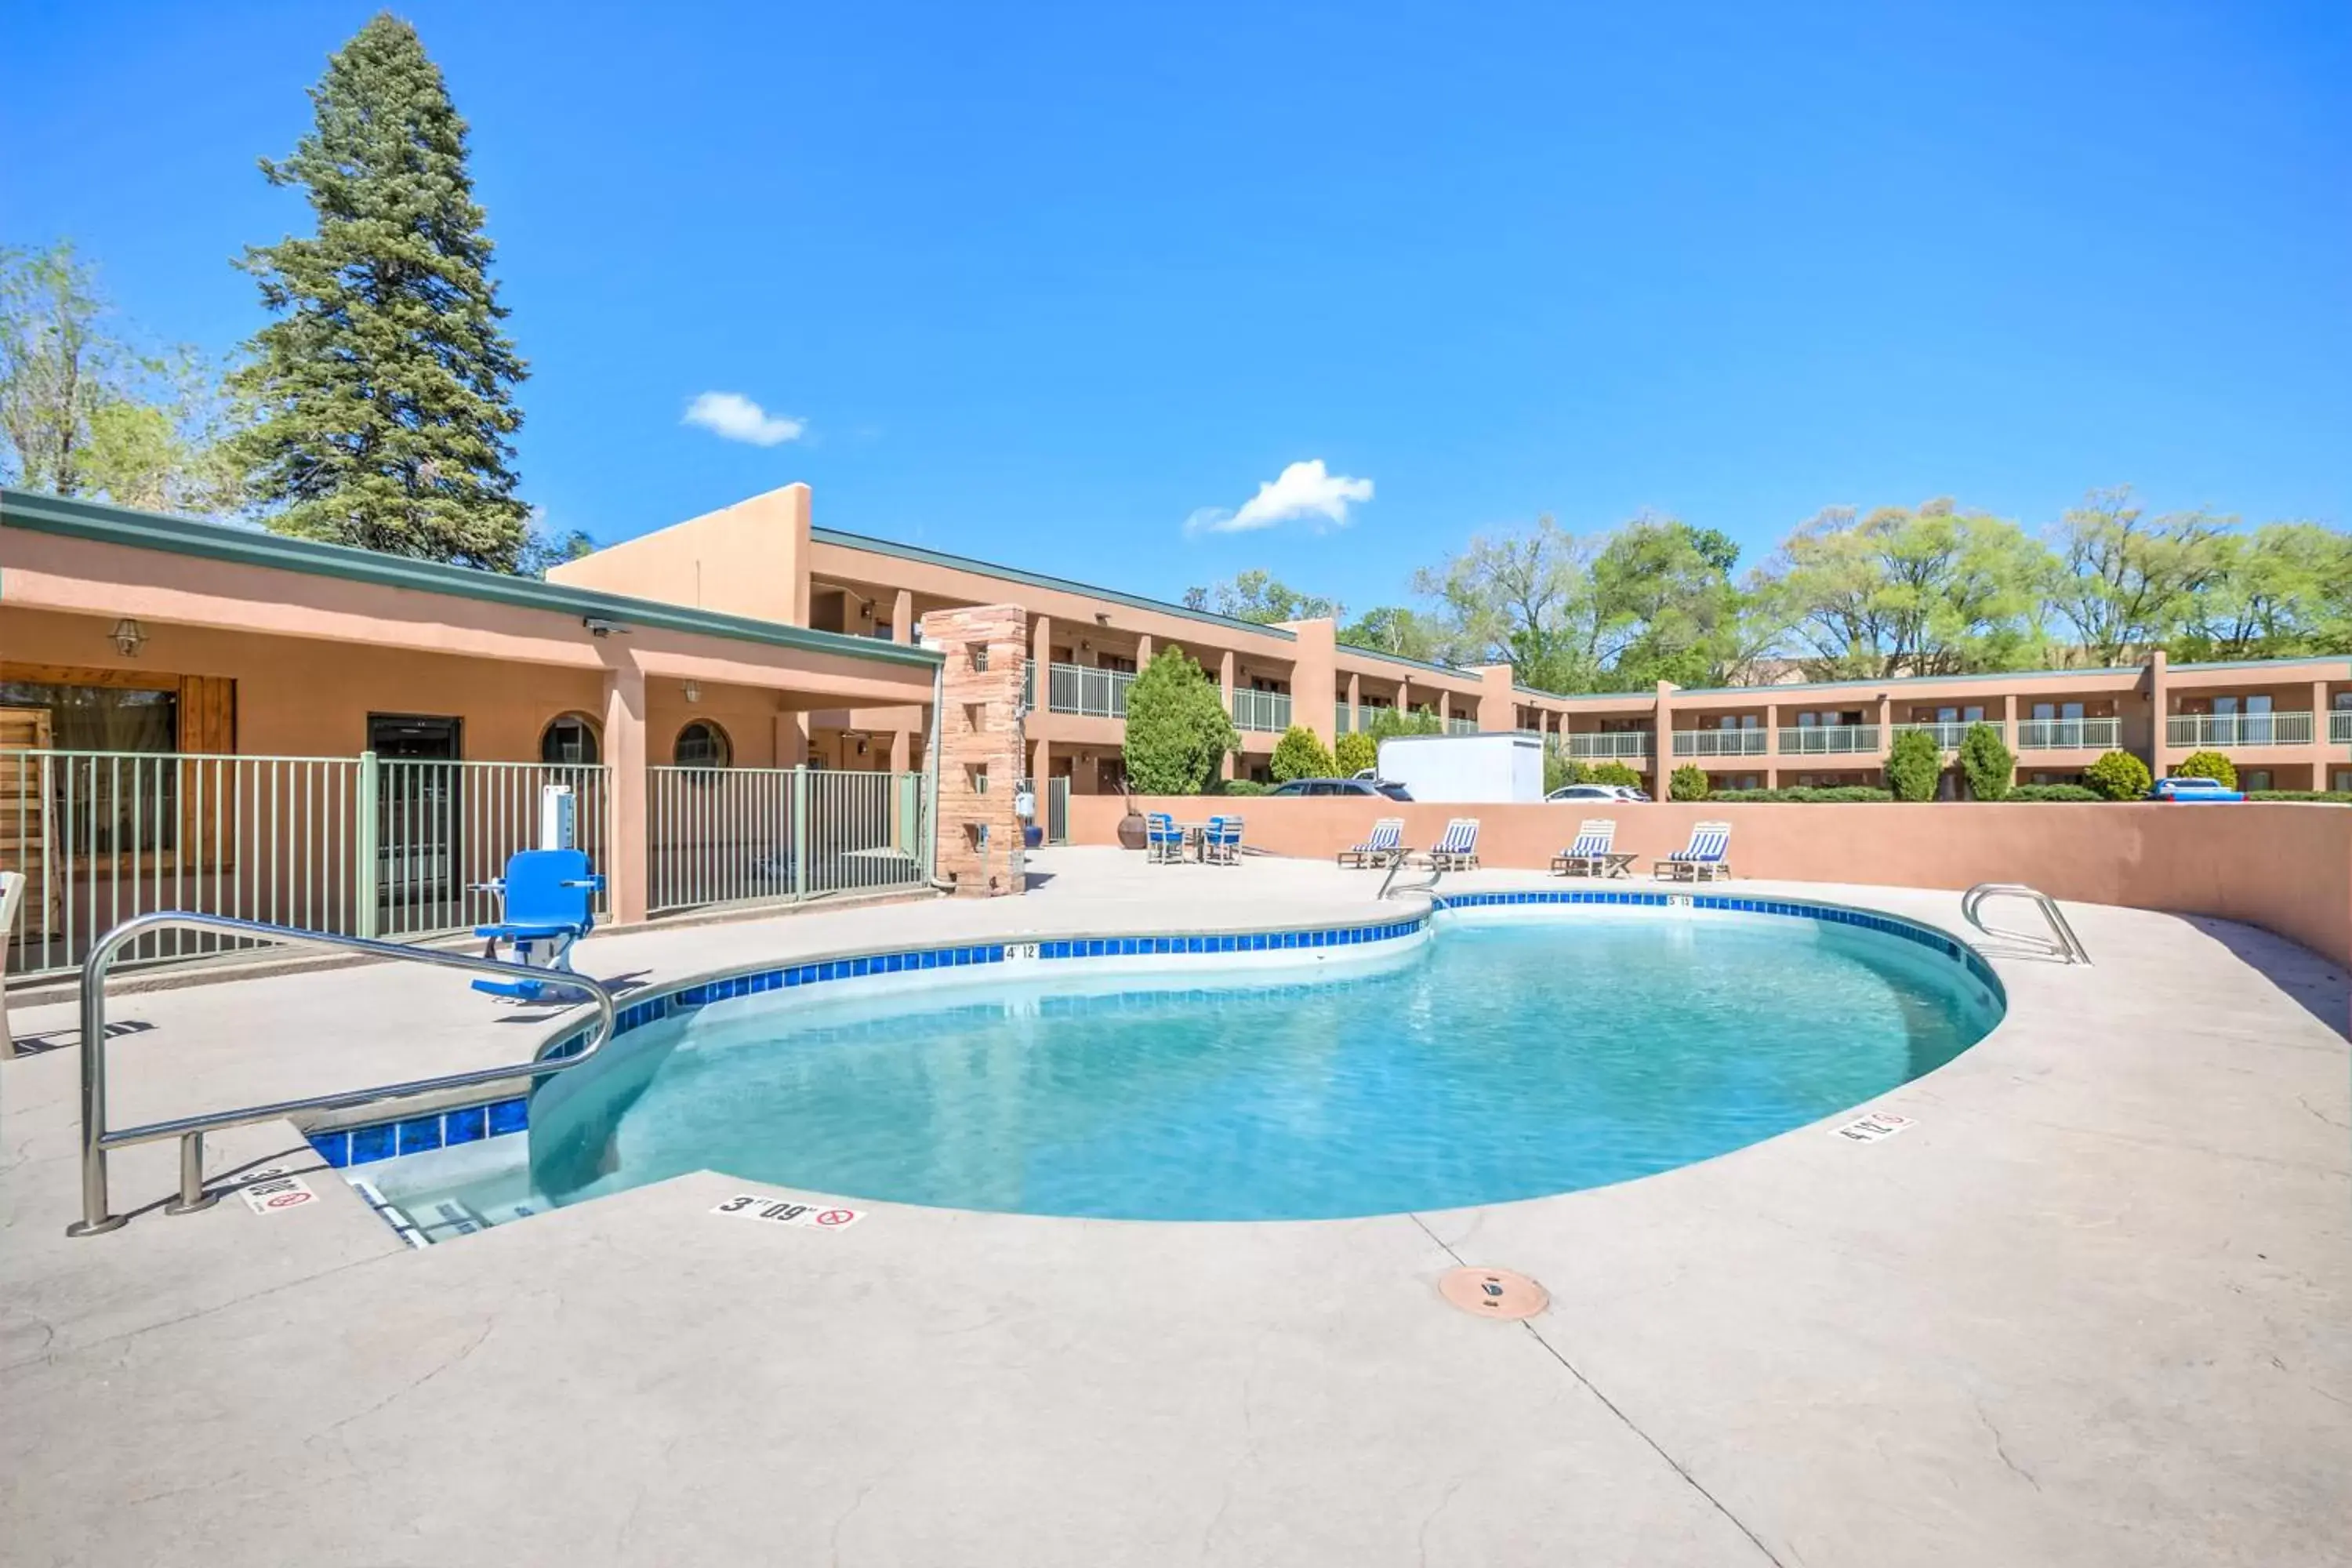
[1374,733,1544,804]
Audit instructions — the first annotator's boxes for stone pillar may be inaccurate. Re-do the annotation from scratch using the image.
[892,588,914,644]
[928,605,1029,897]
[601,661,648,924]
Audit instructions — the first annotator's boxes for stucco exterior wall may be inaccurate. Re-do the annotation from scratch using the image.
[548,485,811,626]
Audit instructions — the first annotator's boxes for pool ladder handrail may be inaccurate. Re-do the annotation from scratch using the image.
[67,910,619,1238]
[1377,857,1443,901]
[1961,883,2091,966]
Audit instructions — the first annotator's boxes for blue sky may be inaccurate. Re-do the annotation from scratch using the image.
[7,2,2348,613]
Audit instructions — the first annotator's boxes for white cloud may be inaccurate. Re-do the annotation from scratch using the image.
[1185,459,1374,535]
[682,391,806,447]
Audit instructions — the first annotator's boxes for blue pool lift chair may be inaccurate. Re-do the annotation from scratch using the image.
[470,848,604,1002]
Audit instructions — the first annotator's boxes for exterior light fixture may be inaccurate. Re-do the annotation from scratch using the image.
[110,619,147,657]
[684,681,702,704]
[582,616,630,637]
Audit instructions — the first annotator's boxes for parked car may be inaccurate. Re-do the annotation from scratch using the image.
[1268,777,1414,801]
[2148,777,2245,803]
[1546,783,1651,803]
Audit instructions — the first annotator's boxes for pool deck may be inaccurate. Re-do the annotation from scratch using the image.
[2,848,2347,1566]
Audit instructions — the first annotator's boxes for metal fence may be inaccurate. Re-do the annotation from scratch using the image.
[1444,716,1479,735]
[2165,712,2314,747]
[1671,729,1767,757]
[1565,731,1652,759]
[2015,717,2121,750]
[376,760,610,939]
[1890,721,2002,751]
[2334,711,2352,746]
[1231,688,1292,732]
[1047,662,1136,718]
[648,766,928,916]
[1778,724,1882,756]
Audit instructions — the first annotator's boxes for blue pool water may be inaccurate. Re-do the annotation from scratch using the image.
[384,910,1998,1226]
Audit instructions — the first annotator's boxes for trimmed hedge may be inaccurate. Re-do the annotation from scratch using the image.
[1706,786,1896,803]
[2007,782,2103,801]
[2173,750,2238,789]
[1668,764,1710,800]
[1203,778,1269,797]
[2246,790,2352,803]
[2083,749,2152,800]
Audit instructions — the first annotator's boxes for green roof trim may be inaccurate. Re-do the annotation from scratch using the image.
[1337,642,1479,681]
[2167,655,2352,674]
[2,488,941,670]
[811,525,1298,644]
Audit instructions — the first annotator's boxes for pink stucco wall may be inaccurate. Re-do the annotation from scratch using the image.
[1068,797,2352,966]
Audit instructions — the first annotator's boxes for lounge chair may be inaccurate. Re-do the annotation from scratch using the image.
[1203,815,1245,866]
[1550,818,1632,878]
[1338,818,1406,869]
[1654,822,1733,882]
[470,848,604,1002]
[1145,811,1185,864]
[1424,818,1480,872]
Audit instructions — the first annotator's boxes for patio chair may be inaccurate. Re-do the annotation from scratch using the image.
[470,848,604,1002]
[1338,818,1406,869]
[1550,818,1622,877]
[1654,822,1733,882]
[1145,811,1185,864]
[1204,815,1245,866]
[1424,818,1481,872]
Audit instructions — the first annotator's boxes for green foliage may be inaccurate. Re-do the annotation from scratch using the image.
[2082,750,2153,800]
[1181,569,1343,625]
[1332,730,1377,776]
[1363,705,1443,741]
[1269,724,1336,782]
[2051,488,2227,662]
[1668,764,1710,800]
[1708,786,1895,803]
[2245,791,2352,803]
[2007,782,2104,801]
[1122,647,1240,794]
[1543,750,1586,794]
[1589,760,1643,789]
[1592,517,1750,688]
[235,14,530,569]
[1341,606,1450,662]
[1205,778,1268,797]
[1957,720,2016,801]
[1884,728,1944,801]
[2172,750,2238,789]
[0,241,243,513]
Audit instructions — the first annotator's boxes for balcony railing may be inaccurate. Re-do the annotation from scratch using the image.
[1565,731,1652,759]
[1891,720,2002,750]
[2014,717,2120,751]
[1335,702,1352,735]
[1671,728,1767,757]
[2166,712,2314,747]
[1232,688,1293,732]
[1444,716,1478,735]
[2334,711,2352,745]
[1777,724,1881,756]
[1047,662,1136,719]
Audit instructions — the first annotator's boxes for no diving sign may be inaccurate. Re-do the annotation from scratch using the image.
[1831,1111,1916,1145]
[238,1166,319,1214]
[713,1193,866,1231]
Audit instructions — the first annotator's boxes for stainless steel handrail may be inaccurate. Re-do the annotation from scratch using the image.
[1961,883,2091,966]
[67,911,619,1237]
[1378,858,1443,900]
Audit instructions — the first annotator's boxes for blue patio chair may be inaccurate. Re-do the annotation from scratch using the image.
[1424,818,1481,871]
[1205,815,1245,866]
[1145,811,1185,864]
[1338,817,1405,869]
[1655,821,1733,882]
[1550,818,1622,878]
[470,848,604,1002]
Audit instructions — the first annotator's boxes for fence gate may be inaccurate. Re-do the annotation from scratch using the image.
[1046,776,1071,845]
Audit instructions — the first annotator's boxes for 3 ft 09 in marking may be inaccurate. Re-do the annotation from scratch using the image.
[713,1194,866,1230]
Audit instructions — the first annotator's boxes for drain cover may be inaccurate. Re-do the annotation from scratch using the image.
[1439,1266,1548,1320]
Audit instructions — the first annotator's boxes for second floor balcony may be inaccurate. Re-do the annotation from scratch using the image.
[1778,724,1881,756]
[2335,710,2352,745]
[1444,715,1478,735]
[1671,728,1768,758]
[2015,717,2121,750]
[1046,661,1136,719]
[2166,712,2314,748]
[1565,730,1652,759]
[1232,688,1293,732]
[1891,720,2002,750]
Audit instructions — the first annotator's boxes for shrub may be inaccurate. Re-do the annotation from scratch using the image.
[2082,749,2153,801]
[2246,790,2352,803]
[1206,777,1268,797]
[1363,706,1442,741]
[1122,647,1239,794]
[2007,782,2103,801]
[1544,753,1590,793]
[1589,760,1643,789]
[1269,724,1335,783]
[1958,720,2015,801]
[1668,764,1710,800]
[1884,728,1943,801]
[2172,750,2238,789]
[1706,786,1895,803]
[1333,731,1377,777]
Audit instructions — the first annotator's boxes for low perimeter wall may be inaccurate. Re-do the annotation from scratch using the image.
[1067,797,2352,967]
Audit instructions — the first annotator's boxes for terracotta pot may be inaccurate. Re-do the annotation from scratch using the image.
[1116,811,1149,851]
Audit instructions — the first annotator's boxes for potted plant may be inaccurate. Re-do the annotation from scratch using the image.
[1115,781,1149,851]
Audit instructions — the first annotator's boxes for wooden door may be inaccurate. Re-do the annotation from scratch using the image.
[0,708,60,939]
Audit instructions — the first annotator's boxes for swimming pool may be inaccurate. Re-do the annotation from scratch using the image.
[339,898,2002,1232]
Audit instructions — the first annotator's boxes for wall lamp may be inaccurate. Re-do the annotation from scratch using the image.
[583,616,630,637]
[110,619,147,657]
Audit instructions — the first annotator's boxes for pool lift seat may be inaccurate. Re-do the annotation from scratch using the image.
[471,848,604,1002]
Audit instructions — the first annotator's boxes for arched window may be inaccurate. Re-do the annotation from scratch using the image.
[673,719,733,768]
[539,713,601,765]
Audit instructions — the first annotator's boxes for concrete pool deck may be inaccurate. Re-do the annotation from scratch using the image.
[2,848,2347,1566]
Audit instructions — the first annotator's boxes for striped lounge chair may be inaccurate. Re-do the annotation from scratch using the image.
[1655,821,1733,882]
[1550,819,1621,878]
[1338,818,1406,869]
[1423,818,1480,872]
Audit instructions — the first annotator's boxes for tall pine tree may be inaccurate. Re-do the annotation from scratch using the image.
[236,13,528,570]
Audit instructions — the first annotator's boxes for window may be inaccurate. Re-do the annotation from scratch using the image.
[539,713,601,765]
[2241,770,2273,791]
[0,681,177,752]
[673,720,732,768]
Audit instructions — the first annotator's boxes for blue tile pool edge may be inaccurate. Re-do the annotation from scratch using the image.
[310,896,1998,1171]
